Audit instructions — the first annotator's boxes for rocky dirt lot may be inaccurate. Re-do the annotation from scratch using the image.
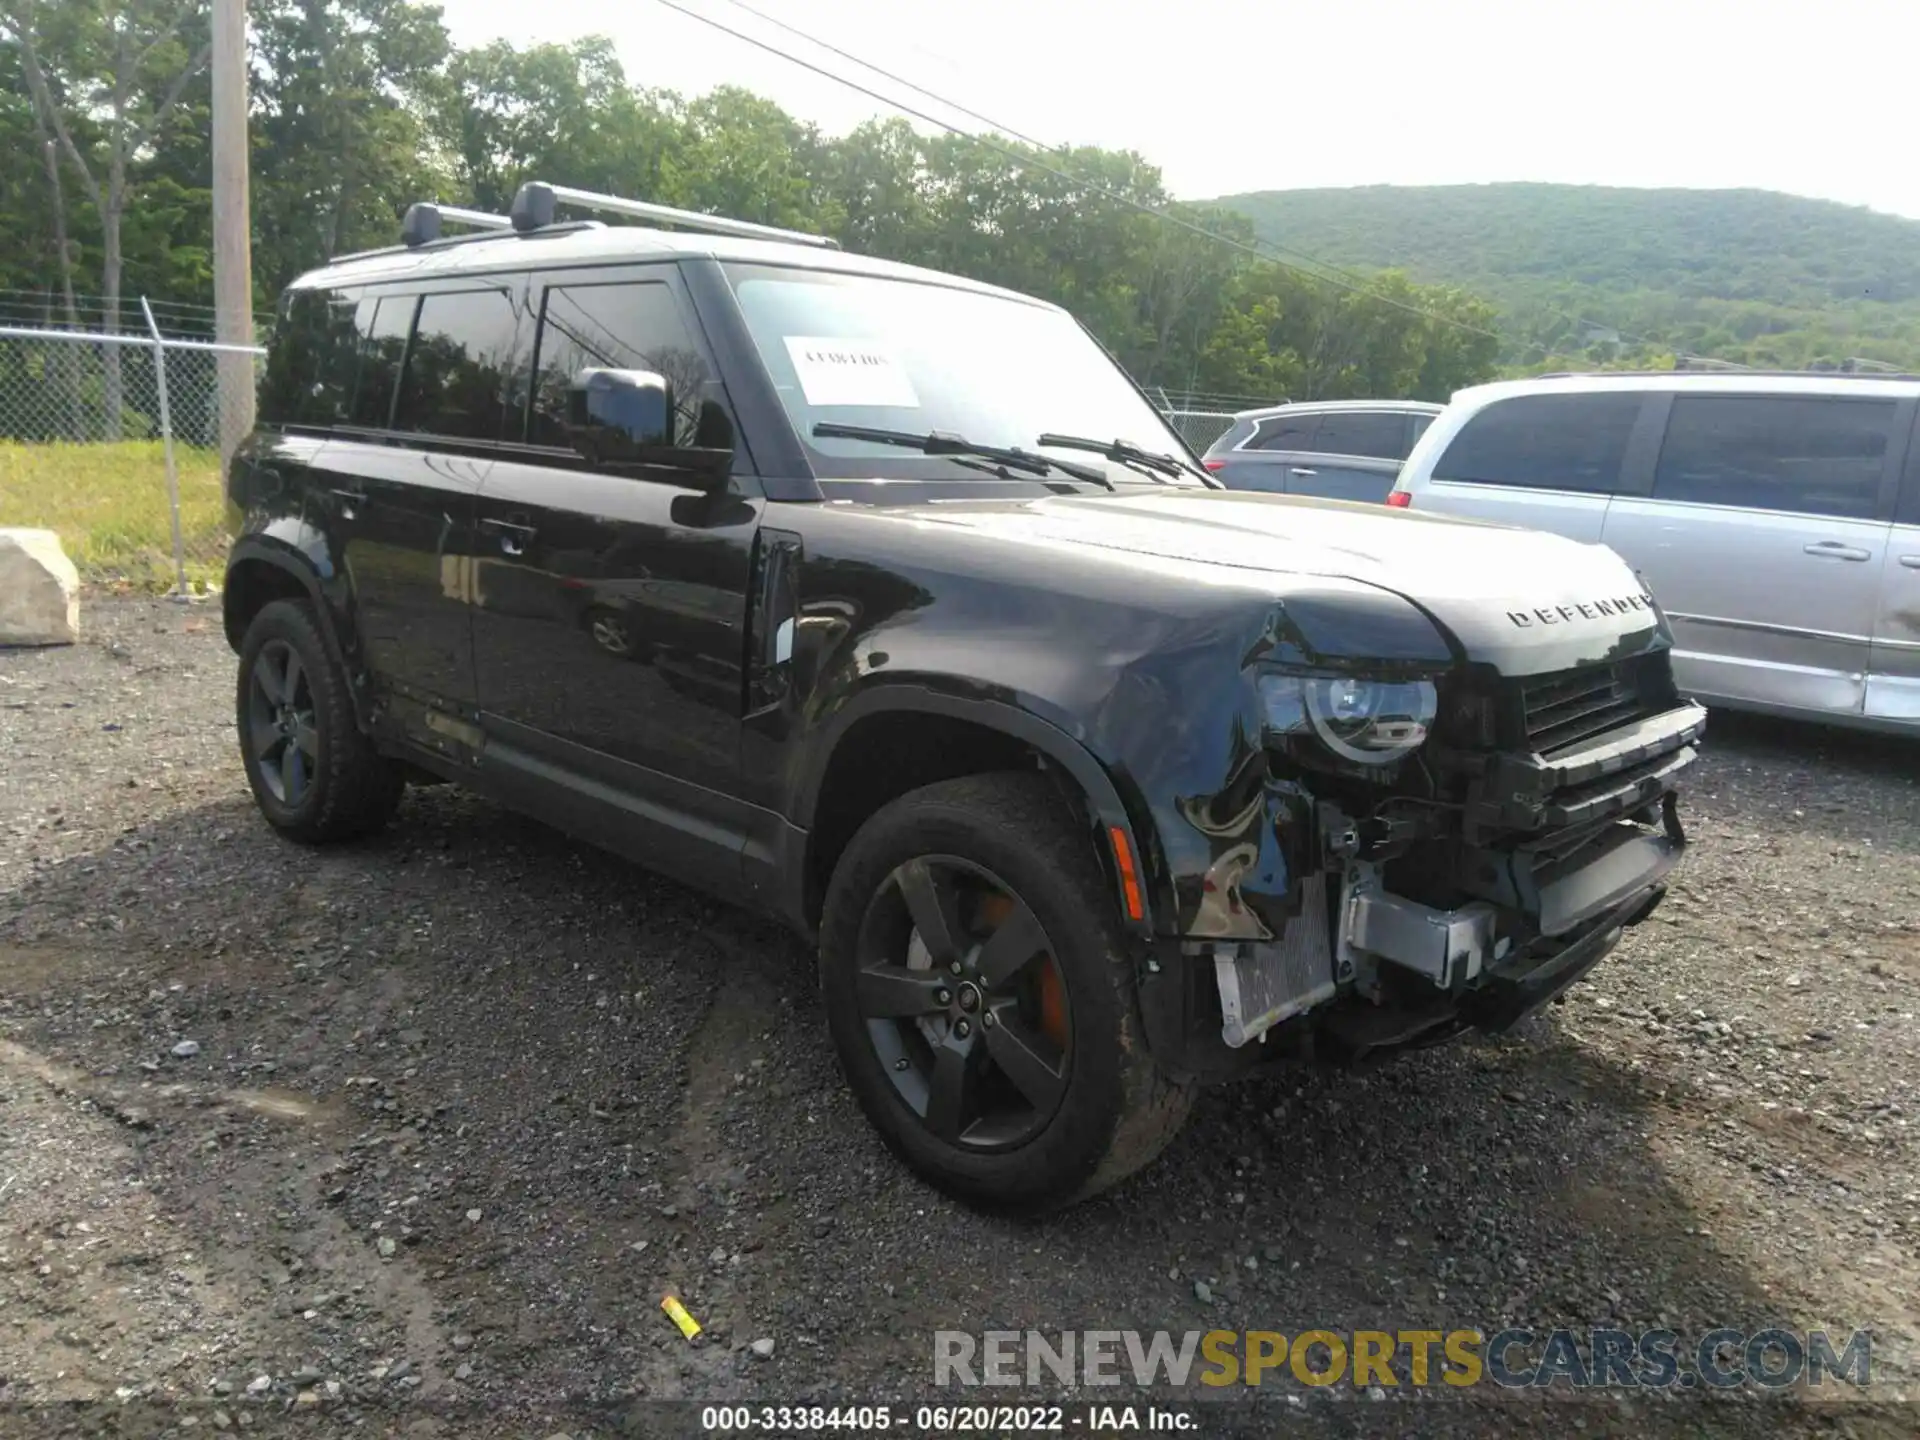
[1,598,1917,1439]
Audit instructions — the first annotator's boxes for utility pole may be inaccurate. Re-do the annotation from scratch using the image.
[212,0,254,462]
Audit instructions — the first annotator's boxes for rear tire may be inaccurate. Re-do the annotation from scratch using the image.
[236,599,403,844]
[819,773,1192,1213]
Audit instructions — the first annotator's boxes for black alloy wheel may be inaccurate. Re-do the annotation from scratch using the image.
[245,638,320,808]
[819,773,1194,1212]
[235,599,404,843]
[853,855,1073,1150]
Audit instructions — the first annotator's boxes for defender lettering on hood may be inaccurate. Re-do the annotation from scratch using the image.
[1507,594,1657,628]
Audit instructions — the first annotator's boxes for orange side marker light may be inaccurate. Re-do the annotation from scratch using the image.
[1108,825,1144,922]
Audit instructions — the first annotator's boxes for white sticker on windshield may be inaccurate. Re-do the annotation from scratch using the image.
[783,336,920,408]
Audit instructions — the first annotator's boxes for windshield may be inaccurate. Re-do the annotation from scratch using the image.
[723,263,1204,486]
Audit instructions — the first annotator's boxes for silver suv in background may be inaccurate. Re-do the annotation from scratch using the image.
[1203,400,1442,502]
[1392,373,1920,733]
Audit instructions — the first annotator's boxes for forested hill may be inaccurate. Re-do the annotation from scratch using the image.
[1212,183,1920,371]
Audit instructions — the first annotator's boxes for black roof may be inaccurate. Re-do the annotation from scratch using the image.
[294,218,1054,310]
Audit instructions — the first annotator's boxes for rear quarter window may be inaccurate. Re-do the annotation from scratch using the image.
[1208,418,1258,454]
[1250,414,1319,451]
[258,288,362,428]
[1432,392,1644,493]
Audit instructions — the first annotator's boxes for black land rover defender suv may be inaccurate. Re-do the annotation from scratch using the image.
[224,182,1703,1212]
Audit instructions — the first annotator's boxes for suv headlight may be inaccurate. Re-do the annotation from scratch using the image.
[1257,670,1437,765]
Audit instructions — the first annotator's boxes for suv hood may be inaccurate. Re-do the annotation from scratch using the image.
[903,490,1667,676]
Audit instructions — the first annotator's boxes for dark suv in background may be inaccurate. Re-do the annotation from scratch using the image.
[1204,399,1442,502]
[222,183,1700,1212]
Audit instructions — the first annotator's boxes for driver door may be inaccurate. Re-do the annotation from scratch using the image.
[469,264,763,889]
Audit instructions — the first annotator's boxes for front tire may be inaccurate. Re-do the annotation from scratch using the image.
[819,773,1192,1212]
[236,599,403,844]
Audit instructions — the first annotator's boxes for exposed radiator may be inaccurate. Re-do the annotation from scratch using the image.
[1213,873,1335,1047]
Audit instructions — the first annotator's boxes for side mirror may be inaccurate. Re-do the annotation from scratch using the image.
[565,368,731,490]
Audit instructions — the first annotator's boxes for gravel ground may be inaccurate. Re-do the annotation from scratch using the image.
[2,598,1917,1439]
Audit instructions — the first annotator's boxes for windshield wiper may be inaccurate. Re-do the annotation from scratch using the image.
[1035,433,1208,484]
[812,423,1114,491]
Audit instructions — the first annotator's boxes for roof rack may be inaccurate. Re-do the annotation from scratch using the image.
[331,213,605,265]
[401,202,512,248]
[510,181,839,249]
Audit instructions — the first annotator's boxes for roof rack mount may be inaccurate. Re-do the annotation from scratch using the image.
[401,202,511,248]
[510,181,839,250]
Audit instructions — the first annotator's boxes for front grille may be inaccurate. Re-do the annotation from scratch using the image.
[1521,660,1650,757]
[1428,650,1692,847]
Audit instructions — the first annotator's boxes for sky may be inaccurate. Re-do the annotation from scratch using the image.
[438,0,1920,220]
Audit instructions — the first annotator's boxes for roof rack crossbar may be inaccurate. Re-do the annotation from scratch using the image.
[330,218,604,266]
[510,181,838,249]
[402,202,512,248]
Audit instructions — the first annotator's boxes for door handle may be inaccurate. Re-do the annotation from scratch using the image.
[1901,555,1920,570]
[1290,467,1318,476]
[330,487,367,516]
[1802,541,1871,562]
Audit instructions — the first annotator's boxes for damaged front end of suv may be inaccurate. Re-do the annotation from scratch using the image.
[1125,575,1704,1079]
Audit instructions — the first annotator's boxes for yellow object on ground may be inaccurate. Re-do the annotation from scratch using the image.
[661,1294,702,1340]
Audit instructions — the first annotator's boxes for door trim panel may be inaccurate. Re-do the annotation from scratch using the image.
[1664,611,1868,646]
[474,714,773,895]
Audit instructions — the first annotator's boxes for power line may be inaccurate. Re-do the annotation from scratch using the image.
[710,0,1474,308]
[649,0,1512,347]
[688,0,1710,367]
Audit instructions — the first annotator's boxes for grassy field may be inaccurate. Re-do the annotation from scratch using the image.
[0,441,227,590]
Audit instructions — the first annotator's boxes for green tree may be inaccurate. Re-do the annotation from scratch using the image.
[440,37,685,213]
[6,0,211,420]
[250,0,448,295]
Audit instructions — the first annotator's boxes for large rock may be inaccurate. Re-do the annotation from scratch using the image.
[0,528,80,646]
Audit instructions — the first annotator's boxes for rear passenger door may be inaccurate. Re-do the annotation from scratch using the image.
[1212,411,1319,493]
[1422,391,1651,543]
[310,281,521,745]
[1602,393,1906,717]
[1867,413,1920,722]
[1287,410,1411,503]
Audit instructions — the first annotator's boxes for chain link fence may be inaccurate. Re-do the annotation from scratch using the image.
[1159,408,1239,455]
[0,313,262,592]
[1148,388,1273,457]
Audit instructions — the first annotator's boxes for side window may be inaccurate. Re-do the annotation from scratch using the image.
[1432,392,1643,493]
[1312,410,1406,460]
[1251,414,1319,452]
[1653,395,1894,521]
[1405,412,1436,455]
[351,295,415,429]
[1903,412,1920,526]
[258,287,361,427]
[530,279,715,449]
[392,288,520,441]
